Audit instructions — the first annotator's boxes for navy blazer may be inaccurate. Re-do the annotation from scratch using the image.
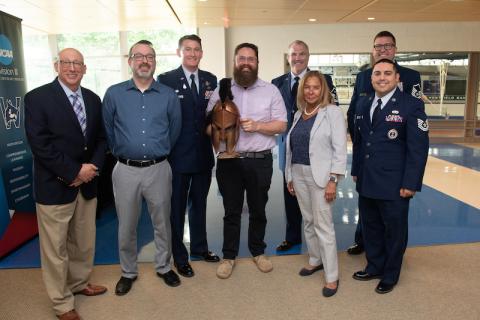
[347,63,421,140]
[24,78,106,205]
[272,71,338,171]
[351,88,429,200]
[157,66,217,173]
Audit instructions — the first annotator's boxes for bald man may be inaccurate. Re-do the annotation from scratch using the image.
[25,48,107,320]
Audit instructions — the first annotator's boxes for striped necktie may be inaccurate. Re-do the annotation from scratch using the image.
[71,93,86,136]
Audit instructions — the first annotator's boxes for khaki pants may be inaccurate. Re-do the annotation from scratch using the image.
[36,193,97,315]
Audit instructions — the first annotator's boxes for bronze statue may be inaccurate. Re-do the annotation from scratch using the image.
[207,78,240,158]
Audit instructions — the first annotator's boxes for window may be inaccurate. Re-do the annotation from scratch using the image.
[308,52,469,120]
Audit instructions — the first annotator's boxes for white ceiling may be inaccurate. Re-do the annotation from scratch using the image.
[1,0,479,34]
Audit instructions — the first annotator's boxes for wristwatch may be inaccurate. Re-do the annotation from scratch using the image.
[329,175,338,183]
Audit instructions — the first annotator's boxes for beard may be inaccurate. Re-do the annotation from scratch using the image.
[233,64,258,88]
[133,63,155,79]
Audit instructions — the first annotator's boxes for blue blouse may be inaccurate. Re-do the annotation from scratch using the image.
[290,114,317,165]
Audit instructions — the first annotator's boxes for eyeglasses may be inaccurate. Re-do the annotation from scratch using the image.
[182,47,202,54]
[59,60,84,69]
[373,43,396,51]
[236,56,257,64]
[131,54,156,62]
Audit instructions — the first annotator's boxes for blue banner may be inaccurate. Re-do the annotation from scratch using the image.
[0,10,35,255]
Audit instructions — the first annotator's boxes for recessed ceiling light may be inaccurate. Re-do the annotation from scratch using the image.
[308,18,316,22]
[367,17,375,20]
[203,22,209,25]
[199,0,208,2]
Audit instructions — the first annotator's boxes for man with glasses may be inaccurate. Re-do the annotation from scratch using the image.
[103,40,182,295]
[207,43,287,279]
[157,34,219,278]
[346,31,422,256]
[25,48,107,320]
[272,40,338,253]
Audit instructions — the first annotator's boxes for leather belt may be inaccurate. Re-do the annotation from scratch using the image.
[118,156,166,167]
[237,150,271,159]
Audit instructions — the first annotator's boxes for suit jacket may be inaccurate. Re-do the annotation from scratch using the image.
[272,71,338,171]
[157,67,217,173]
[285,104,347,188]
[351,88,429,200]
[24,78,106,205]
[347,63,421,140]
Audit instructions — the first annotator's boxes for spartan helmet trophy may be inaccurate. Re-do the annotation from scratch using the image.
[209,78,240,158]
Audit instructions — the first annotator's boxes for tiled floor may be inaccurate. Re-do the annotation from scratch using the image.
[1,143,479,268]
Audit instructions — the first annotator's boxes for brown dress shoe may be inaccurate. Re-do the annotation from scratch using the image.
[57,309,81,320]
[74,283,108,296]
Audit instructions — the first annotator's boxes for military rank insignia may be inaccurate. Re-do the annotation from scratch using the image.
[417,119,429,131]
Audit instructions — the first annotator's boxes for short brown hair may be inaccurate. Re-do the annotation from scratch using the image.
[296,71,333,111]
[178,34,202,49]
[374,31,396,45]
[234,43,258,59]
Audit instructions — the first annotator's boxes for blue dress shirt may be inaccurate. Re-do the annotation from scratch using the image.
[102,79,182,160]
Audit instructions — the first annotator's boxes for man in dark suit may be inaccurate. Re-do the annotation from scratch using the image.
[346,31,422,255]
[157,34,219,278]
[272,40,338,252]
[351,59,429,294]
[25,48,107,320]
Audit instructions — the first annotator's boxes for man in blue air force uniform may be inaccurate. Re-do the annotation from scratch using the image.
[272,40,338,252]
[346,30,422,255]
[157,34,219,278]
[351,59,429,294]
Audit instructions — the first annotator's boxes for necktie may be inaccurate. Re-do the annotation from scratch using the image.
[291,76,300,117]
[71,93,86,136]
[372,98,382,125]
[291,76,300,103]
[190,74,199,102]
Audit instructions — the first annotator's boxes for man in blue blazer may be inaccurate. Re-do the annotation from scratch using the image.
[351,59,429,294]
[346,31,422,255]
[272,40,338,252]
[25,48,107,320]
[157,34,219,278]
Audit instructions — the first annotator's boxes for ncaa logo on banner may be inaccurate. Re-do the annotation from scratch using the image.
[0,34,14,66]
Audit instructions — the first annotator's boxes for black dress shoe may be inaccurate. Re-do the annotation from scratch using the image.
[191,251,220,263]
[157,270,181,287]
[276,240,300,251]
[175,263,195,277]
[115,276,137,296]
[347,243,364,255]
[375,281,395,294]
[352,270,382,281]
[322,280,339,298]
[299,264,324,276]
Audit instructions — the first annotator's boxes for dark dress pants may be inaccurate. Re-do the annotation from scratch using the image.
[216,155,273,260]
[170,170,212,265]
[354,216,364,247]
[359,195,410,285]
[282,176,303,244]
